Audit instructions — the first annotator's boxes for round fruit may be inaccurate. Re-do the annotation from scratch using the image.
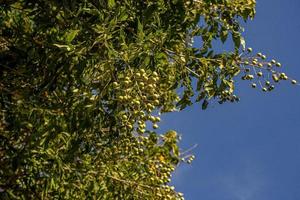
[143,76,148,81]
[134,100,140,106]
[136,72,141,77]
[268,85,275,91]
[292,80,297,84]
[280,73,287,80]
[153,124,159,129]
[118,96,124,101]
[248,75,254,80]
[125,76,130,81]
[123,95,129,100]
[113,81,118,86]
[148,84,154,90]
[139,82,144,87]
[137,128,145,134]
[272,74,279,82]
[150,116,156,122]
[155,117,161,122]
[257,72,263,77]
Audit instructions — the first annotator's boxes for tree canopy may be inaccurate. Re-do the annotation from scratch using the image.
[0,0,297,199]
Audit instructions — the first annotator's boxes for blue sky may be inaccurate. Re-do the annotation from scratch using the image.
[160,0,300,199]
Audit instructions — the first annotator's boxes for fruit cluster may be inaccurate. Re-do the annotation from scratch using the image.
[111,68,179,135]
[241,48,298,91]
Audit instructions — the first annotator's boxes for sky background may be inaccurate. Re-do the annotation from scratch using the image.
[160,0,300,199]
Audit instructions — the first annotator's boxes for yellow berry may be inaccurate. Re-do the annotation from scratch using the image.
[153,124,159,129]
[112,82,119,87]
[272,74,279,82]
[136,72,141,77]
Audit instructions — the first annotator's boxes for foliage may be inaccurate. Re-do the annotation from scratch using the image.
[0,0,297,199]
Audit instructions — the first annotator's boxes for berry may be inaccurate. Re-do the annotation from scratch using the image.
[257,72,263,77]
[272,74,279,82]
[153,124,159,129]
[135,72,141,77]
[292,80,297,84]
[121,114,128,120]
[268,85,275,91]
[112,82,119,87]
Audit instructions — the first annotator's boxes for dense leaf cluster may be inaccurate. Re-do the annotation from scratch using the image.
[1,0,293,199]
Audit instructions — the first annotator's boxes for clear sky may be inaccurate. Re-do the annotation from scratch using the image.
[160,0,300,199]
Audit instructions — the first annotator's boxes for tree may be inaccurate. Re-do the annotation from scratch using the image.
[0,0,297,199]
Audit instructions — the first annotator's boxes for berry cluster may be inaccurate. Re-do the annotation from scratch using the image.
[241,48,298,92]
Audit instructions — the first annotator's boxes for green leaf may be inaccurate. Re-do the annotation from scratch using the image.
[232,32,241,49]
[137,19,144,40]
[64,30,80,43]
[119,12,128,21]
[108,0,115,9]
